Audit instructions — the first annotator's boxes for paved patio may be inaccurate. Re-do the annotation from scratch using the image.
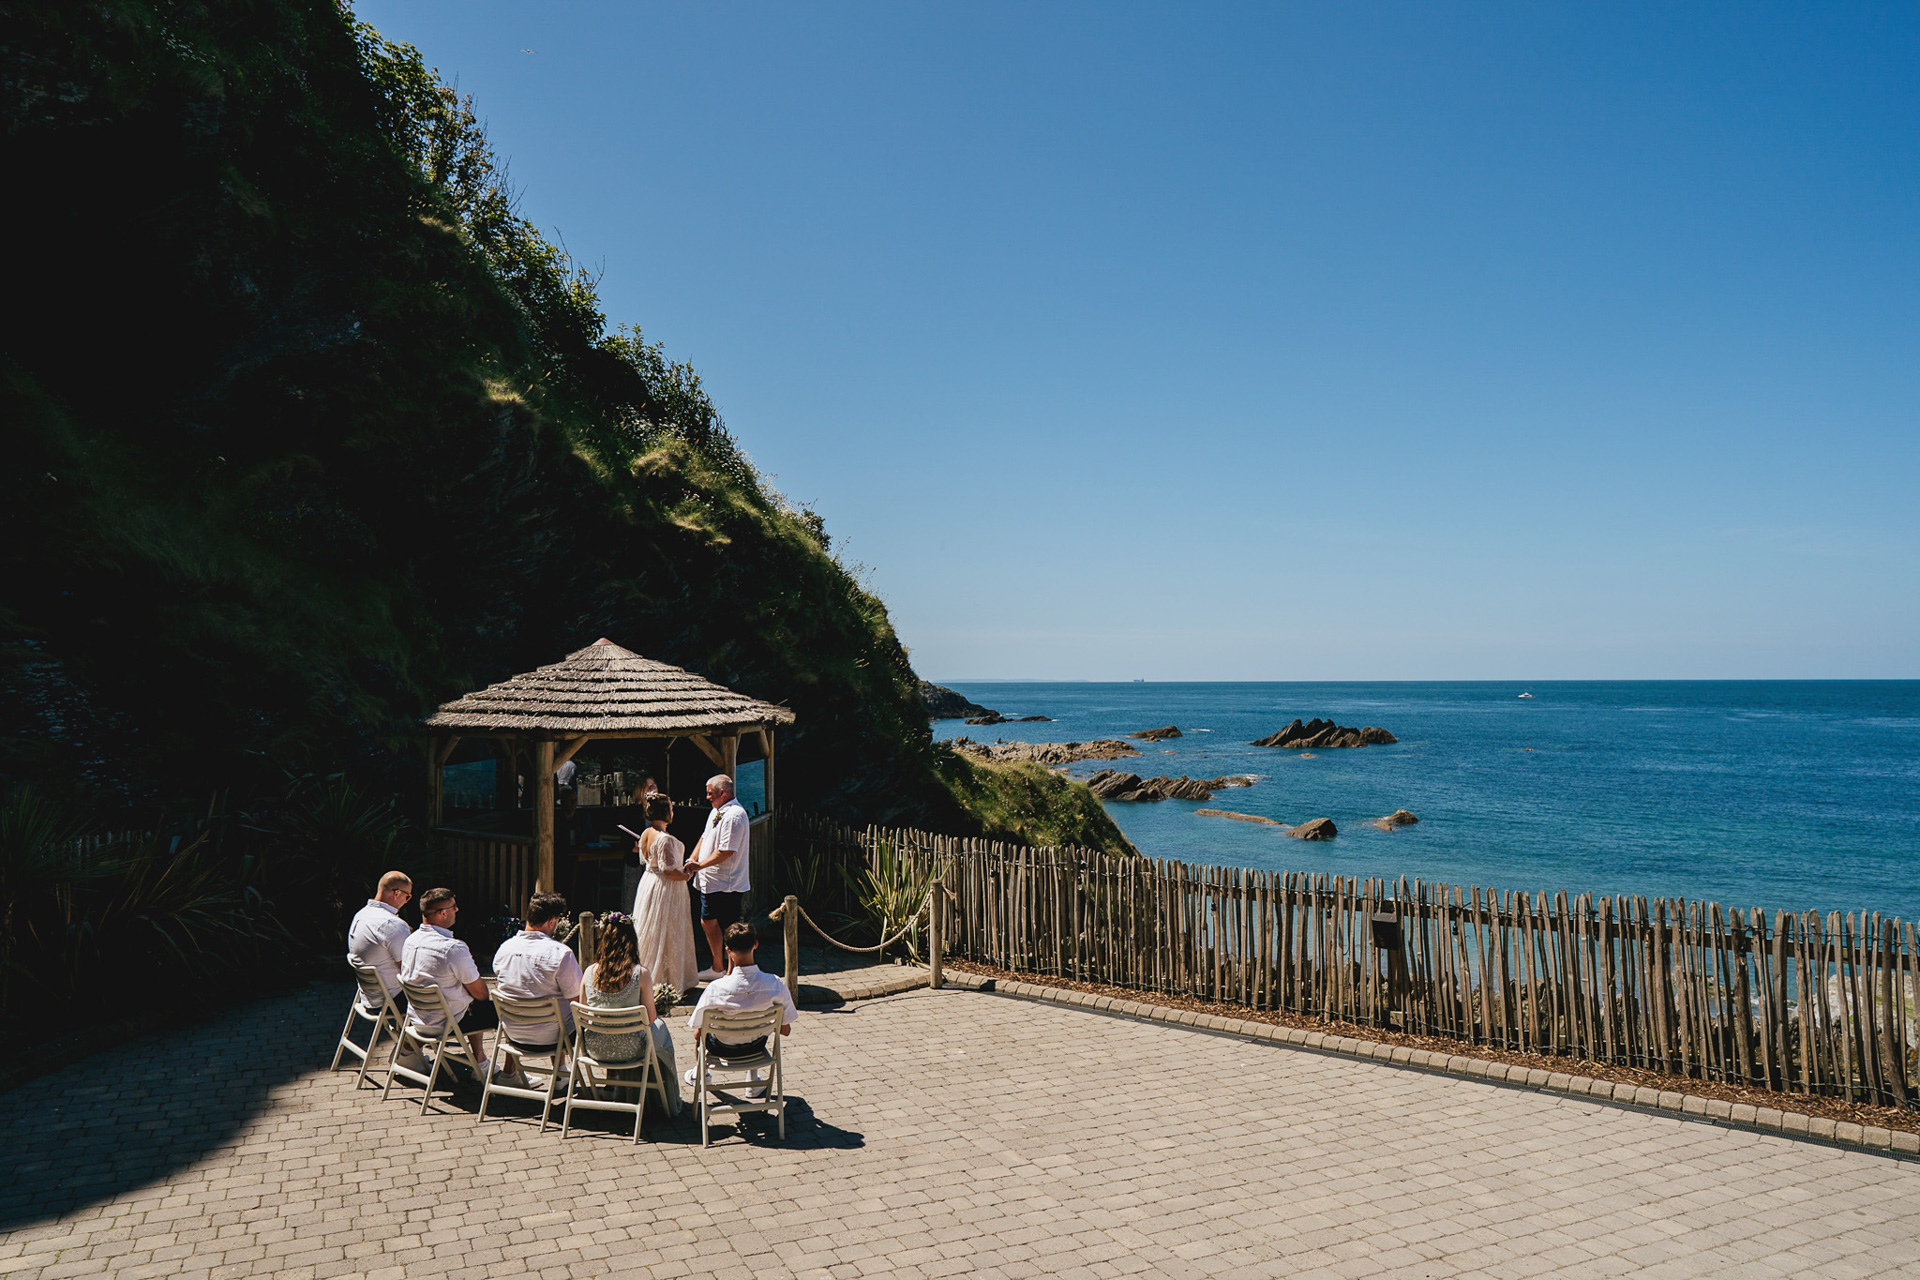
[3,980,1918,1279]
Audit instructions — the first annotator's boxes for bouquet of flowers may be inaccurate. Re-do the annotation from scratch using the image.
[653,983,680,1016]
[485,907,523,948]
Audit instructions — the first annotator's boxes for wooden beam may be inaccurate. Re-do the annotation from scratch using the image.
[431,735,463,765]
[689,734,729,771]
[553,736,591,768]
[762,729,776,816]
[721,733,738,777]
[495,741,519,811]
[426,740,444,828]
[533,739,556,895]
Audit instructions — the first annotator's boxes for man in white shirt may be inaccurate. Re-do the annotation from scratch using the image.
[684,774,752,978]
[686,922,797,1097]
[399,888,495,1073]
[346,871,412,1010]
[491,892,584,1082]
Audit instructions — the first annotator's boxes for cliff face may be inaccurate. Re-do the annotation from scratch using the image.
[0,0,1131,853]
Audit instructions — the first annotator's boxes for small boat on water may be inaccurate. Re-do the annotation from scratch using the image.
[1517,691,1534,699]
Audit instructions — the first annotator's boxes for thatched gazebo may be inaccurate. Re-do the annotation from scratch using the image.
[424,638,796,895]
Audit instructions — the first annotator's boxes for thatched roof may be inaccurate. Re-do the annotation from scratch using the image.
[424,639,795,736]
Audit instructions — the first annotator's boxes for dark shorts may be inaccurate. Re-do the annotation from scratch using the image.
[699,889,745,925]
[704,1034,768,1061]
[457,1001,498,1034]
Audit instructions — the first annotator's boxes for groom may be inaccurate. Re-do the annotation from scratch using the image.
[684,773,751,980]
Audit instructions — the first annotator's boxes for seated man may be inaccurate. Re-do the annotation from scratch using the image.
[490,891,584,1085]
[347,870,412,1013]
[686,921,797,1098]
[398,887,495,1077]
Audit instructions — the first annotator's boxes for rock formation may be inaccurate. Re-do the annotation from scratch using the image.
[1130,725,1182,741]
[1083,771,1253,802]
[919,680,997,721]
[1288,817,1337,840]
[1195,809,1284,826]
[949,739,1140,766]
[1251,718,1397,749]
[1368,809,1419,832]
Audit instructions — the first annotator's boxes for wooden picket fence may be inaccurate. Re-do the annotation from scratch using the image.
[789,813,1920,1110]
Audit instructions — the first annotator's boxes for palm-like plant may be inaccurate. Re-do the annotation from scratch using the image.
[843,838,934,961]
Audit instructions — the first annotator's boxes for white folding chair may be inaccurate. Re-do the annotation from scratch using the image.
[693,1006,786,1147]
[330,960,404,1088]
[561,1001,670,1143]
[478,992,569,1131]
[383,980,484,1114]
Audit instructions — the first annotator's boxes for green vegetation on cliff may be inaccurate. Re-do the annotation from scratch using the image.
[0,0,1130,855]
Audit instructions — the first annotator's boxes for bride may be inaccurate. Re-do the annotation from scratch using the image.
[631,795,701,990]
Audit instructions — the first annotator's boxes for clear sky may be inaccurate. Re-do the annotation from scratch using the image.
[354,1,1920,681]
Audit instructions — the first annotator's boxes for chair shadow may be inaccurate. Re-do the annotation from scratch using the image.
[0,982,351,1229]
[478,1086,864,1150]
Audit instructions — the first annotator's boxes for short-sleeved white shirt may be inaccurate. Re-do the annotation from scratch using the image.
[688,964,797,1044]
[400,923,480,1029]
[556,759,578,789]
[491,929,584,1046]
[692,799,752,894]
[347,899,410,1008]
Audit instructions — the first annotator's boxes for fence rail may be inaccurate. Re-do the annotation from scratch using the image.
[789,812,1919,1109]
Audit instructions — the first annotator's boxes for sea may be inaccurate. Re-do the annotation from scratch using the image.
[931,681,1920,923]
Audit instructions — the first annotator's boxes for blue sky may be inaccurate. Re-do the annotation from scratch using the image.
[355,1,1920,680]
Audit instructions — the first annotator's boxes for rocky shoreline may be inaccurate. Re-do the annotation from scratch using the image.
[948,738,1142,766]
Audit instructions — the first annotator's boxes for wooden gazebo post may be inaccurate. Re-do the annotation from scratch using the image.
[532,739,555,892]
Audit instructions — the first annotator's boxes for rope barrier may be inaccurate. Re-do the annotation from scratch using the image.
[785,891,932,954]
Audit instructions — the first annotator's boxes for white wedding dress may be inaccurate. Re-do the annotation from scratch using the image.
[633,829,701,991]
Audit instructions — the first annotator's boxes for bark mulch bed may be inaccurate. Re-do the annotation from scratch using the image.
[944,958,1920,1138]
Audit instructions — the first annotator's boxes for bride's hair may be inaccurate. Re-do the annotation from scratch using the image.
[645,794,672,823]
[594,916,641,992]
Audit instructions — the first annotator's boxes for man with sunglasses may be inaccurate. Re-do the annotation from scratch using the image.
[348,870,414,1011]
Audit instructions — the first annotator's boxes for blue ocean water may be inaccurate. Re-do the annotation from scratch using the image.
[932,682,1920,921]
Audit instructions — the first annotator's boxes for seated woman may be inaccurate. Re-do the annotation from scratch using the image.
[580,913,678,1112]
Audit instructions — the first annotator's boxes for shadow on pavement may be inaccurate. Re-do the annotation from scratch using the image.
[0,982,346,1230]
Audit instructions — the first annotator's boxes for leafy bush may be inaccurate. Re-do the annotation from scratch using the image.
[0,789,296,1044]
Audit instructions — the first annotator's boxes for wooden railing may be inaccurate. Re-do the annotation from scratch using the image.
[435,826,535,921]
[789,813,1919,1109]
[748,812,776,913]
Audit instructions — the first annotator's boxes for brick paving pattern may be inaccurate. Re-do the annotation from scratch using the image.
[3,981,1918,1278]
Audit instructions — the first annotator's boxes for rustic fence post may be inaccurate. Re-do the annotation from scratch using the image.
[930,879,944,990]
[781,894,801,1003]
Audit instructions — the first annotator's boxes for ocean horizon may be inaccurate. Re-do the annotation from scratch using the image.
[932,679,1920,922]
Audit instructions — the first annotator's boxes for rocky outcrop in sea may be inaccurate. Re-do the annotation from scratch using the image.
[1368,809,1419,831]
[1251,718,1397,749]
[1085,770,1257,802]
[1130,725,1182,741]
[964,712,1053,725]
[1288,817,1338,840]
[949,738,1140,765]
[919,680,997,720]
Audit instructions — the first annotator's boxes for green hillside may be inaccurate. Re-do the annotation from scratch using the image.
[0,0,1130,855]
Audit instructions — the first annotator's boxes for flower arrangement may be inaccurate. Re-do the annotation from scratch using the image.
[600,910,634,928]
[485,907,523,947]
[653,983,680,1016]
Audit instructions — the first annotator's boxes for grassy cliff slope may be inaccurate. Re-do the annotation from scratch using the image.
[0,0,1131,855]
